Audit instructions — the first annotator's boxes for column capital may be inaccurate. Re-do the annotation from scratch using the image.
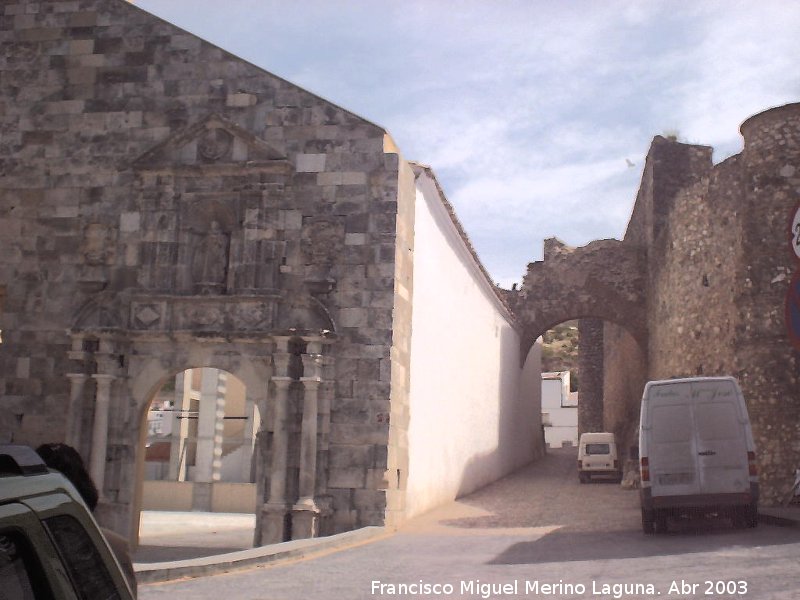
[292,497,320,512]
[91,373,117,383]
[299,377,321,389]
[66,372,88,381]
[271,376,293,389]
[272,352,291,377]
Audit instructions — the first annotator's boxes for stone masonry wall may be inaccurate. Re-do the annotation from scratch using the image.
[0,0,410,536]
[577,319,603,436]
[647,157,742,380]
[640,105,800,503]
[602,321,646,460]
[528,104,800,503]
[735,105,800,502]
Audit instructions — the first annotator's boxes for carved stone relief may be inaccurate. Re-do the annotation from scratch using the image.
[190,220,231,295]
[83,223,115,265]
[197,128,233,163]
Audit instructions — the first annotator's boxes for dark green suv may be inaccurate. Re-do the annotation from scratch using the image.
[0,445,135,599]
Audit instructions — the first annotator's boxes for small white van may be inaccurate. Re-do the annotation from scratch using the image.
[639,376,759,534]
[577,432,621,483]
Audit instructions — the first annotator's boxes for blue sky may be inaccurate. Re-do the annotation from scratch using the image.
[135,0,800,287]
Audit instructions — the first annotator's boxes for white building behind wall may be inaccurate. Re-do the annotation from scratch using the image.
[541,371,578,448]
[405,164,544,519]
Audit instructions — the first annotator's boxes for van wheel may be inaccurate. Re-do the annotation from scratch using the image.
[732,504,758,528]
[654,510,668,534]
[641,508,655,534]
[744,504,758,528]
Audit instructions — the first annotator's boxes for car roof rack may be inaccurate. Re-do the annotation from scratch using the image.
[0,445,49,476]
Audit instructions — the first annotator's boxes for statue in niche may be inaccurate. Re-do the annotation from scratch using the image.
[191,220,230,295]
[83,223,115,265]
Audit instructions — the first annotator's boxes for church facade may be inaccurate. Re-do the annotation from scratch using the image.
[0,0,541,544]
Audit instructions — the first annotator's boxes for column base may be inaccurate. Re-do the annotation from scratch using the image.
[259,503,290,545]
[291,499,321,540]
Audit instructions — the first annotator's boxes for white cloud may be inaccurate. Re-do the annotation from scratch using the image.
[134,0,800,283]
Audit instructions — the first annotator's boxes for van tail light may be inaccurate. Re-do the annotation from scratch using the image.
[747,451,758,477]
[640,457,650,482]
[613,459,619,470]
[577,460,582,469]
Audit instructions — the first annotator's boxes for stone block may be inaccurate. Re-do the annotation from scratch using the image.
[338,308,368,328]
[226,92,257,107]
[344,233,366,246]
[328,444,372,469]
[327,467,366,489]
[68,39,93,55]
[295,153,326,173]
[329,423,388,446]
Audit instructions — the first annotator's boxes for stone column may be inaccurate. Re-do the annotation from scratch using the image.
[193,368,225,510]
[65,373,87,448]
[292,343,323,539]
[168,371,192,481]
[261,342,292,544]
[89,373,115,498]
[578,319,605,436]
[240,393,257,482]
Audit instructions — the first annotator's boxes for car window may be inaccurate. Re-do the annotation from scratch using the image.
[43,515,121,600]
[0,531,51,600]
[585,443,610,455]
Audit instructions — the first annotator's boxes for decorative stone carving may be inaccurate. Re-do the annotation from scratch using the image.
[83,223,115,265]
[133,303,162,328]
[129,296,280,333]
[191,220,230,295]
[183,304,223,328]
[197,128,233,162]
[130,113,288,172]
[234,302,274,329]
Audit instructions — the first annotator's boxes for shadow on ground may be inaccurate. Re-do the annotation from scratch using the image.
[489,520,800,565]
[134,545,245,563]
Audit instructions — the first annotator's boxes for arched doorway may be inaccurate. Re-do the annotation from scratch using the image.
[137,367,259,558]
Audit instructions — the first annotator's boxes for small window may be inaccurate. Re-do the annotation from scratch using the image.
[585,443,610,455]
[43,515,121,600]
[0,530,50,600]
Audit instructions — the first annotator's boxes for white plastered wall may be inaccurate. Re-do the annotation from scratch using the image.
[405,168,542,519]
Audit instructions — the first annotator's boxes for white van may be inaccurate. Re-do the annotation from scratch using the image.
[638,376,759,534]
[577,432,621,483]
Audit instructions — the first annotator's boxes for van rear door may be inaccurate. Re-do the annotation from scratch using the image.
[691,379,750,495]
[647,383,701,497]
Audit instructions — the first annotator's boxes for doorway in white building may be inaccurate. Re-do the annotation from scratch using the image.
[138,367,259,559]
[540,321,579,449]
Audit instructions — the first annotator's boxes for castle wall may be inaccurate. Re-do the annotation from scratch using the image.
[602,322,646,460]
[630,105,800,503]
[735,105,800,502]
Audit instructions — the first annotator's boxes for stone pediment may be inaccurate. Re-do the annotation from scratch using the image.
[131,114,288,172]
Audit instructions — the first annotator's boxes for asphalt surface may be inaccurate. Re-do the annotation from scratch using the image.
[138,448,800,598]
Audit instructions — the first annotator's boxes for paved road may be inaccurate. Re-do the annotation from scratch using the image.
[140,448,800,599]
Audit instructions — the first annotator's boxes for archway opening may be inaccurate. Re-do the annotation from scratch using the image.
[540,320,580,450]
[537,317,646,465]
[136,367,259,561]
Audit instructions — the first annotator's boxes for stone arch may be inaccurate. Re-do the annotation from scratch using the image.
[514,238,648,358]
[67,286,337,546]
[72,290,126,331]
[513,238,648,452]
[130,350,269,547]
